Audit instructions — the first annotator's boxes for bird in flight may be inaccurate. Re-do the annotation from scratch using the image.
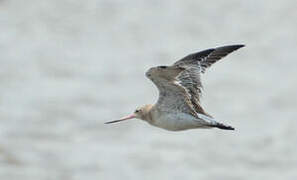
[105,45,245,131]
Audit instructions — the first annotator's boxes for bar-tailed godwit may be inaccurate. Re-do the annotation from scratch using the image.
[105,45,244,131]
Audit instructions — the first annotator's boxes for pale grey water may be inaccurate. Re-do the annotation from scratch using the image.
[0,0,297,180]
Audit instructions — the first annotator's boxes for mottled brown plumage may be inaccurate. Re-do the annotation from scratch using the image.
[173,45,245,116]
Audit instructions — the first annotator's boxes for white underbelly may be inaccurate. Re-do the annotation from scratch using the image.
[149,112,209,131]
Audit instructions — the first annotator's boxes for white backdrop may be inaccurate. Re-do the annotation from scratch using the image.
[0,0,296,179]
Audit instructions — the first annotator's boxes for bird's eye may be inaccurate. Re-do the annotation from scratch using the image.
[159,66,167,69]
[135,110,140,113]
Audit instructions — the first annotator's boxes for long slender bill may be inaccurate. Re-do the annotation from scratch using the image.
[105,114,136,124]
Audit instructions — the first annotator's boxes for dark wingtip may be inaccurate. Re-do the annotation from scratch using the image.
[219,44,245,50]
[235,44,245,47]
[234,44,245,49]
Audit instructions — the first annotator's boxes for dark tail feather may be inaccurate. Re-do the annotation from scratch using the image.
[211,122,235,130]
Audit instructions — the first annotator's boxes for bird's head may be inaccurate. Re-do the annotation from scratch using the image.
[105,104,153,124]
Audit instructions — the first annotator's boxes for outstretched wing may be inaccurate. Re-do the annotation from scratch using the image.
[173,45,245,114]
[146,66,198,118]
[175,44,244,73]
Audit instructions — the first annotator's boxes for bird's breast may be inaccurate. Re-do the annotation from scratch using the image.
[149,112,203,131]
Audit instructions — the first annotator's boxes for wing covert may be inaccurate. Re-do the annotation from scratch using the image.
[146,66,198,118]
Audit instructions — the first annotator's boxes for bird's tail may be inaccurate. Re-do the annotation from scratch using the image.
[197,113,235,130]
[211,122,235,130]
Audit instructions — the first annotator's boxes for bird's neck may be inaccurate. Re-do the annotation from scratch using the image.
[142,104,154,122]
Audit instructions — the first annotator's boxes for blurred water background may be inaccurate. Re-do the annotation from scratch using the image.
[0,0,297,179]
